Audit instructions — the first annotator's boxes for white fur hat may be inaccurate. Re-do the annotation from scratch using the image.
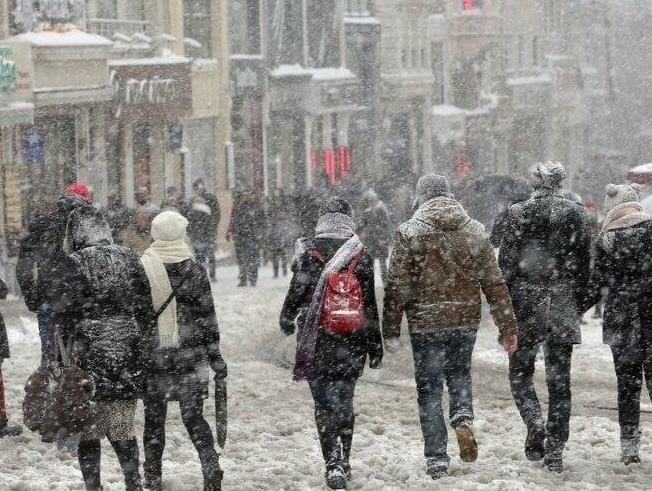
[604,184,639,212]
[151,210,188,241]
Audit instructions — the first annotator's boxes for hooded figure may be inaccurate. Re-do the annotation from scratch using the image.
[17,183,96,362]
[383,174,518,480]
[54,206,150,491]
[358,189,391,283]
[583,184,652,465]
[280,196,382,490]
[498,161,592,472]
[140,211,226,491]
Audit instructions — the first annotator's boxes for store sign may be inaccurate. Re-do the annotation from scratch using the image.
[109,61,192,122]
[230,57,264,96]
[0,43,34,103]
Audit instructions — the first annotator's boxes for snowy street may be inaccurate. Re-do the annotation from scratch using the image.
[0,264,650,490]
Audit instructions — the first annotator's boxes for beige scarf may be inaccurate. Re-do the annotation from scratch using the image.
[140,238,194,349]
[601,202,651,234]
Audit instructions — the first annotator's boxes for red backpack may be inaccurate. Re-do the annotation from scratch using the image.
[313,249,365,335]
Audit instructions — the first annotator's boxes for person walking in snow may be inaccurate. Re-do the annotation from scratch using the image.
[227,190,266,287]
[383,174,518,480]
[498,162,592,472]
[140,211,226,491]
[280,197,383,490]
[357,189,390,283]
[54,206,150,491]
[0,277,22,438]
[582,184,652,465]
[104,191,131,245]
[266,189,298,278]
[160,186,189,216]
[16,182,96,363]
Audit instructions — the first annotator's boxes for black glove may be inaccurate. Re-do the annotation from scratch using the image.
[281,320,295,336]
[211,356,228,380]
[369,356,382,369]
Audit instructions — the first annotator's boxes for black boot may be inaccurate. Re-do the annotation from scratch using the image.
[0,415,22,437]
[524,424,545,461]
[79,440,102,490]
[341,432,353,480]
[325,462,347,490]
[110,439,143,491]
[201,453,223,491]
[544,438,564,473]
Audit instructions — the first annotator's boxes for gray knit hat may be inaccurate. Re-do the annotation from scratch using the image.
[531,161,567,190]
[414,174,453,208]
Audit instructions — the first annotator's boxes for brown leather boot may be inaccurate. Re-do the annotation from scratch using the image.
[455,423,478,463]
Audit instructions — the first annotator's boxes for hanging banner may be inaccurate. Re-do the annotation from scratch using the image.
[21,130,45,164]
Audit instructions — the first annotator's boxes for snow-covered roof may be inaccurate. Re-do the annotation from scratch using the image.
[431,104,466,117]
[506,73,552,86]
[344,16,381,26]
[270,64,311,78]
[11,29,112,47]
[271,65,356,82]
[629,163,652,174]
[309,67,356,81]
[108,55,190,67]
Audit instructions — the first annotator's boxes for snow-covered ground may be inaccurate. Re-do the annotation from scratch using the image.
[1,264,652,490]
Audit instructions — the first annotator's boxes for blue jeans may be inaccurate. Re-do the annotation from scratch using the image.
[410,329,477,465]
[36,303,54,363]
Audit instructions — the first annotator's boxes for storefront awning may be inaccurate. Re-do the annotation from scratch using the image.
[0,102,34,126]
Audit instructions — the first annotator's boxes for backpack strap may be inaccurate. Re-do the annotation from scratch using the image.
[347,250,364,273]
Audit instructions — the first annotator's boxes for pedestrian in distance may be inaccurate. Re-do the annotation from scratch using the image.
[160,185,189,216]
[498,161,592,472]
[358,189,390,284]
[188,179,221,282]
[105,190,131,245]
[0,276,22,438]
[582,184,652,465]
[123,208,154,257]
[16,182,96,364]
[54,206,150,491]
[383,174,518,480]
[280,197,383,490]
[135,186,160,228]
[266,189,298,279]
[140,211,227,491]
[227,190,266,287]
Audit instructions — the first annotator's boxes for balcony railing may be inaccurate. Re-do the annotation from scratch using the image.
[87,18,151,38]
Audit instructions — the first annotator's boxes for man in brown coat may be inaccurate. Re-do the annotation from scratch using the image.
[383,174,518,480]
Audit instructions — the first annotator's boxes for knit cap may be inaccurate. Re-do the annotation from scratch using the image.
[319,196,354,218]
[604,184,639,212]
[414,174,453,208]
[531,161,566,190]
[151,211,188,241]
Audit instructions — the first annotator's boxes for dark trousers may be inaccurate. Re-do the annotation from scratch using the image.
[37,302,53,363]
[235,240,260,286]
[78,438,141,491]
[143,392,219,480]
[0,367,5,420]
[410,329,477,464]
[611,341,652,455]
[308,377,357,469]
[509,341,573,450]
[194,242,217,281]
[271,247,288,278]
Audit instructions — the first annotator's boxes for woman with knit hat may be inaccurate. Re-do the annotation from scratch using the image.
[140,211,227,491]
[280,197,383,490]
[583,184,652,465]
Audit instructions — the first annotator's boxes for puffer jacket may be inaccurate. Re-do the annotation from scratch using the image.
[55,207,150,401]
[383,197,517,340]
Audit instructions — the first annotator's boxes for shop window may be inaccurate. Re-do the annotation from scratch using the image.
[183,0,213,58]
[306,0,341,67]
[96,0,118,19]
[346,0,370,16]
[268,0,304,65]
[229,0,262,55]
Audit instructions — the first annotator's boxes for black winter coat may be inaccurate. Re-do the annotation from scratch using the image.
[280,238,383,380]
[143,260,225,387]
[232,200,266,245]
[0,278,9,359]
[498,191,592,346]
[358,203,390,257]
[584,221,652,348]
[17,194,95,311]
[55,207,150,401]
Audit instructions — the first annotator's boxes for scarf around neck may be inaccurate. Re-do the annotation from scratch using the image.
[140,239,194,349]
[315,212,356,240]
[601,202,651,234]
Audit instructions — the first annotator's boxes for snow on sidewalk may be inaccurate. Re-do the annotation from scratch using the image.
[0,265,651,490]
